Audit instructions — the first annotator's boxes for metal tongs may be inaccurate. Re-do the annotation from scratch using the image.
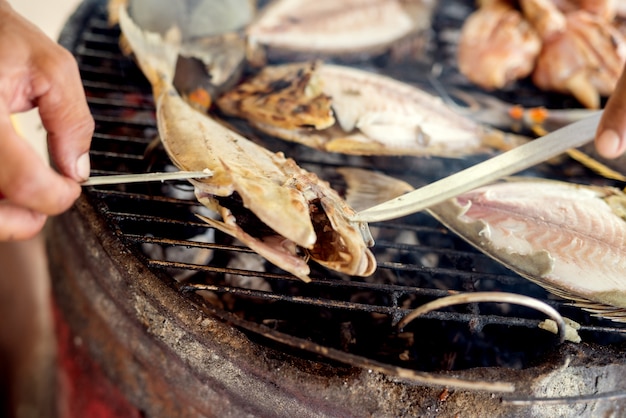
[352,111,603,223]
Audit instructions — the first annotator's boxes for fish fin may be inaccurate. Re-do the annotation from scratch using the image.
[337,167,415,212]
[118,5,179,94]
[195,212,312,283]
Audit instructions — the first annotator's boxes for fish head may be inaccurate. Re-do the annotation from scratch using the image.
[195,201,312,282]
[307,195,377,277]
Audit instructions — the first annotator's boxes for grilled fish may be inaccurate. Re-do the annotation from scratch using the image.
[246,0,435,65]
[339,167,626,322]
[217,62,527,157]
[118,7,376,282]
[429,179,626,322]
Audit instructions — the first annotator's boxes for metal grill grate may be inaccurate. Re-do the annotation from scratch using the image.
[75,1,626,374]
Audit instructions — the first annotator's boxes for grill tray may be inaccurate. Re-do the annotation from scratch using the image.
[75,0,626,370]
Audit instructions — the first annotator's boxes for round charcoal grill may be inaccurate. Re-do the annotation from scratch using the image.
[49,1,626,417]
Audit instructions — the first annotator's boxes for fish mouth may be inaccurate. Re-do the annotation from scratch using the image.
[221,195,335,261]
[307,199,345,263]
[201,192,373,279]
[213,193,278,239]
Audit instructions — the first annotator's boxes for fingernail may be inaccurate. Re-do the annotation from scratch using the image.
[597,129,621,158]
[76,152,91,181]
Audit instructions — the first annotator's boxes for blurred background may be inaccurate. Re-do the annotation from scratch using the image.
[9,0,82,153]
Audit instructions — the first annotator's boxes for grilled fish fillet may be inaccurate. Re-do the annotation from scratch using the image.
[429,179,626,321]
[117,7,376,282]
[218,62,527,157]
[340,168,626,321]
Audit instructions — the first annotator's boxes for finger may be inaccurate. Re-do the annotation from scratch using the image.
[32,46,94,181]
[596,65,626,159]
[0,201,47,241]
[0,114,81,216]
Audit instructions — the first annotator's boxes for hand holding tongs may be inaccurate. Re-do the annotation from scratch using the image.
[352,111,603,223]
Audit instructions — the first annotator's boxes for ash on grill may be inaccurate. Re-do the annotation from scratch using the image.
[79,0,626,379]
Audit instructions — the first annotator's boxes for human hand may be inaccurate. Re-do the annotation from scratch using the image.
[0,2,94,241]
[595,63,626,160]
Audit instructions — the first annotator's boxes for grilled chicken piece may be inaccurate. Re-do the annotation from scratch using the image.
[532,10,626,109]
[459,0,625,107]
[551,0,617,20]
[519,0,566,39]
[457,1,541,90]
[117,7,376,282]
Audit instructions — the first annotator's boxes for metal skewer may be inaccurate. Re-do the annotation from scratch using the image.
[81,170,213,186]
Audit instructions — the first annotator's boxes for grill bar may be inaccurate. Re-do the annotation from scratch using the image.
[76,0,626,374]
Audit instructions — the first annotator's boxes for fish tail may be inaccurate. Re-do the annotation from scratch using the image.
[117,5,179,97]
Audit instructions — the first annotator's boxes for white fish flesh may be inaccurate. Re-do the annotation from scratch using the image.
[118,7,376,282]
[339,168,626,321]
[428,179,626,321]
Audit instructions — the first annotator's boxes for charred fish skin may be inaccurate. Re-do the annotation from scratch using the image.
[117,7,376,282]
[217,62,527,157]
[216,61,335,132]
[428,179,626,321]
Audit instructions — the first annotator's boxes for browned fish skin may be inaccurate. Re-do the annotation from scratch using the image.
[216,61,335,131]
[118,6,376,282]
